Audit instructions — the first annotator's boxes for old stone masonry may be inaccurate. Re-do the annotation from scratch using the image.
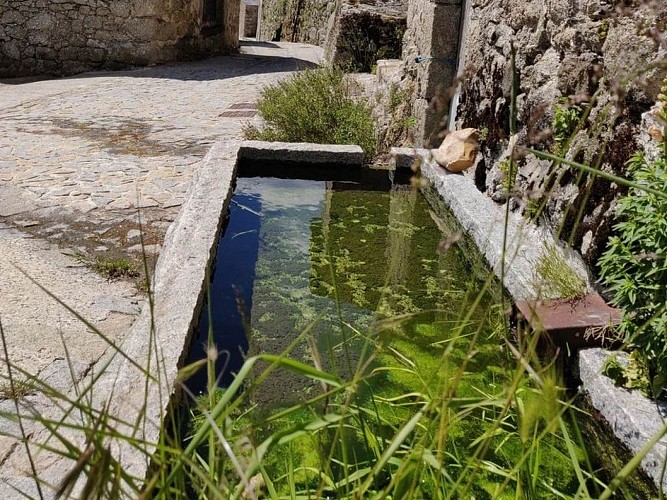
[0,0,242,77]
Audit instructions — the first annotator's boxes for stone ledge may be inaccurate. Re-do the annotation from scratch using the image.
[390,146,430,170]
[239,141,364,164]
[0,141,241,493]
[90,140,242,481]
[579,348,667,492]
[409,151,591,300]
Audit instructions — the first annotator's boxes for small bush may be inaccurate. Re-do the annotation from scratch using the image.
[69,251,140,280]
[552,98,582,151]
[243,68,377,160]
[598,149,667,396]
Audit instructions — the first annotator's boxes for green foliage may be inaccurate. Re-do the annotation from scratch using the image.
[598,19,610,43]
[337,25,405,73]
[536,244,587,300]
[603,353,651,395]
[552,99,582,149]
[388,83,407,112]
[598,149,667,397]
[602,355,626,385]
[92,256,140,280]
[378,82,416,152]
[243,68,377,160]
[523,195,546,222]
[498,158,517,191]
[68,251,140,280]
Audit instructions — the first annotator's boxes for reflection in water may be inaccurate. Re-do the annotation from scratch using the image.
[187,176,487,402]
[184,176,612,498]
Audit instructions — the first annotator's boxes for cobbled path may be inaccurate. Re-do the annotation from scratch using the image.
[1,41,322,254]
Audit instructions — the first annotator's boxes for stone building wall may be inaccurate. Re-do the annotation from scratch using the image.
[401,0,464,146]
[454,0,666,267]
[259,0,337,45]
[0,0,240,78]
[258,0,405,72]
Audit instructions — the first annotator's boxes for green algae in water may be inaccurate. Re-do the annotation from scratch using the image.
[191,176,596,497]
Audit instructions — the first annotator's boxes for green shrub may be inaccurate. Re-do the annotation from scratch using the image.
[598,149,667,396]
[552,98,582,151]
[243,68,377,160]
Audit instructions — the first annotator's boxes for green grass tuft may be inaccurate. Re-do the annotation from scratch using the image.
[536,244,587,300]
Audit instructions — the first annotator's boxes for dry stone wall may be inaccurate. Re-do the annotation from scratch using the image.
[259,0,405,72]
[259,0,337,45]
[455,0,666,266]
[0,0,238,78]
[326,0,406,71]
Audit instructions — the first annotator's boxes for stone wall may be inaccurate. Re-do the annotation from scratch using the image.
[326,1,406,72]
[0,0,240,78]
[454,0,666,267]
[258,0,405,72]
[259,0,337,45]
[401,0,464,146]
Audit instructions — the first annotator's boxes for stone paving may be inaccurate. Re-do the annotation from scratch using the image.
[0,40,322,491]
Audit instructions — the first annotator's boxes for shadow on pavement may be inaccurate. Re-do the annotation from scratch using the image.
[0,43,320,85]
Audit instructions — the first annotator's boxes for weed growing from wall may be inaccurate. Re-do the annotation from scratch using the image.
[536,243,587,300]
[552,98,583,153]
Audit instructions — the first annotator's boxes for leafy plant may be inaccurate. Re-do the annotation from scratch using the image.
[602,352,651,395]
[598,149,667,396]
[498,158,517,191]
[552,98,582,151]
[243,67,377,160]
[536,243,587,300]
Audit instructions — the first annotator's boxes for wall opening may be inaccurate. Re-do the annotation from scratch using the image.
[203,0,219,26]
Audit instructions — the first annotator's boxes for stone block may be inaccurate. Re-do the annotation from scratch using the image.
[391,147,431,170]
[579,348,667,493]
[1,11,24,25]
[25,12,55,31]
[1,40,20,60]
[432,128,479,172]
[238,141,364,165]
